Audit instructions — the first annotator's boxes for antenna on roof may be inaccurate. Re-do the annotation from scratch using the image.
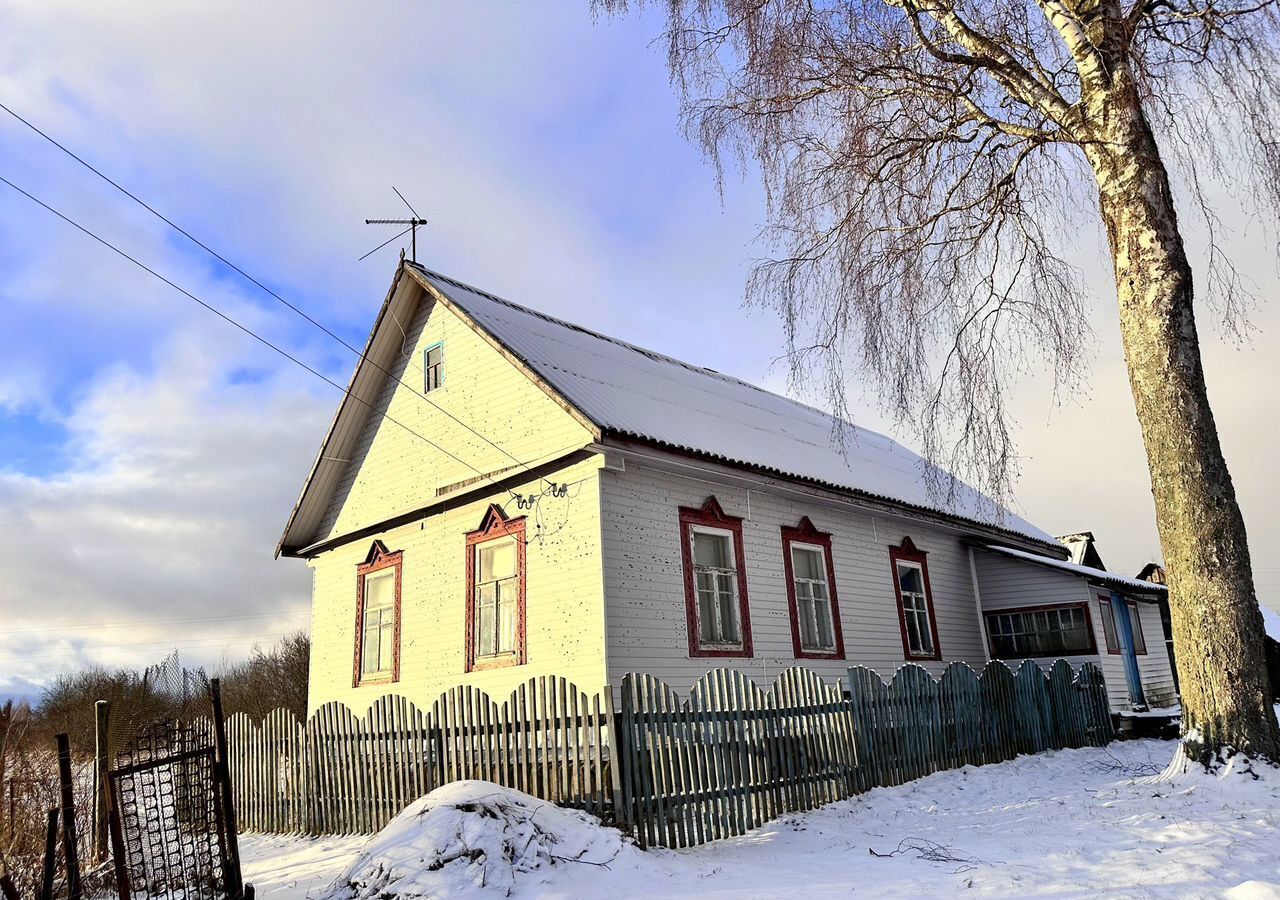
[360,186,428,263]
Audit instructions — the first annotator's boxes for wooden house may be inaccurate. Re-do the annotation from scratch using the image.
[278,262,1175,714]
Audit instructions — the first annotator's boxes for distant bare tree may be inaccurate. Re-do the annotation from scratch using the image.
[215,631,310,721]
[602,0,1280,761]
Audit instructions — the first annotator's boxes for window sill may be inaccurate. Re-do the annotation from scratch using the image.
[904,652,942,662]
[690,645,752,659]
[795,648,845,661]
[354,674,398,688]
[470,654,523,672]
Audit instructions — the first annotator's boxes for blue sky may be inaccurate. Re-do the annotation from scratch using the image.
[1,2,1277,702]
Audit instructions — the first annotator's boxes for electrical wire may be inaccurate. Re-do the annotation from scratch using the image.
[0,172,531,506]
[0,100,552,485]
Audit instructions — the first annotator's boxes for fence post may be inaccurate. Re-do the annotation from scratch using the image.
[55,734,81,900]
[39,807,58,900]
[92,699,111,863]
[210,679,245,898]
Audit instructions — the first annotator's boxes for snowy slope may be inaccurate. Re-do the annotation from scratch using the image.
[415,266,1056,546]
[243,734,1280,900]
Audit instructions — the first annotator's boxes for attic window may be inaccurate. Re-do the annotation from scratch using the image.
[424,342,444,392]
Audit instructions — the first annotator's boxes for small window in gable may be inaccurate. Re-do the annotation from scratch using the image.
[424,342,444,392]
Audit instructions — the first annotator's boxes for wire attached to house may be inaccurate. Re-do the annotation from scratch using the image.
[0,100,557,491]
[0,172,536,509]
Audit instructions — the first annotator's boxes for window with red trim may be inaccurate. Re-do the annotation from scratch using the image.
[679,497,753,658]
[890,537,941,661]
[781,518,845,659]
[465,504,527,671]
[354,541,402,686]
[1098,595,1121,654]
[1127,600,1148,654]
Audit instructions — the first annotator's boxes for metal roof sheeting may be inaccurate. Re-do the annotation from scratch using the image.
[414,264,1057,546]
[980,544,1168,595]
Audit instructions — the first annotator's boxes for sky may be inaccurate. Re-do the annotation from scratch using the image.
[1,2,1277,704]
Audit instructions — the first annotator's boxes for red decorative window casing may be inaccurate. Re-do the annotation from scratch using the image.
[889,536,942,661]
[353,540,403,687]
[465,503,528,672]
[679,496,754,658]
[781,517,845,660]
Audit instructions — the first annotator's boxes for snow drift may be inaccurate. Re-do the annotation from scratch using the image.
[319,781,632,899]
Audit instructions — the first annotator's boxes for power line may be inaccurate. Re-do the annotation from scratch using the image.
[0,100,543,482]
[0,610,300,637]
[0,172,532,505]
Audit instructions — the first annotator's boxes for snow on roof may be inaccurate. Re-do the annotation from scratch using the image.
[412,264,1057,546]
[980,544,1168,596]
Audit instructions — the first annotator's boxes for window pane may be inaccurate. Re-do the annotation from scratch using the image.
[478,603,496,657]
[798,596,817,648]
[499,580,517,653]
[379,621,395,672]
[426,345,442,367]
[791,546,823,581]
[897,563,924,595]
[693,531,731,569]
[364,570,395,609]
[698,589,720,642]
[915,609,934,654]
[814,599,834,650]
[362,614,381,675]
[719,587,741,643]
[479,539,516,581]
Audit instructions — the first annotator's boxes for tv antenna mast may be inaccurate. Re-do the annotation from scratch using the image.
[360,186,427,262]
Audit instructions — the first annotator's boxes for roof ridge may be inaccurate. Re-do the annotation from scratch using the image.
[409,261,849,426]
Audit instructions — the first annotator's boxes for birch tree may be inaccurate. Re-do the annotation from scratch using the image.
[603,0,1280,762]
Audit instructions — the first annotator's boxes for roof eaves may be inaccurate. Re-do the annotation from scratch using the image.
[975,543,1169,597]
[275,263,411,559]
[403,264,603,443]
[606,430,1067,554]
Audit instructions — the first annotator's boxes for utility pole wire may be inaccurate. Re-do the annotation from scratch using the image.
[0,172,533,506]
[0,100,539,479]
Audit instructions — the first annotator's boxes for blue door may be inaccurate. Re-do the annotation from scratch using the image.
[1110,590,1147,709]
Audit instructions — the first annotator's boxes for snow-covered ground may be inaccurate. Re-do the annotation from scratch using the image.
[242,736,1280,900]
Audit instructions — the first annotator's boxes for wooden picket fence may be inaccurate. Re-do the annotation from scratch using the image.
[614,659,1112,848]
[222,660,1110,848]
[223,676,616,835]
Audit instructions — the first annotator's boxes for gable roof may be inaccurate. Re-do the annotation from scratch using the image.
[410,264,1056,546]
[978,544,1168,597]
[279,262,1061,556]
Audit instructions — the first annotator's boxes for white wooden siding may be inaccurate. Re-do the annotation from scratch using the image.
[306,458,607,714]
[314,291,594,544]
[599,462,990,691]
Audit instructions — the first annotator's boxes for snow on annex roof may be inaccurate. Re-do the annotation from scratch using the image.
[979,544,1168,596]
[412,264,1058,547]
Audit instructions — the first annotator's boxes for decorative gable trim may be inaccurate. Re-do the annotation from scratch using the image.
[361,539,394,567]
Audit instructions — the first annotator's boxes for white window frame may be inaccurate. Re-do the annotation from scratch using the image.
[689,524,744,650]
[473,534,519,661]
[424,341,445,393]
[790,541,837,653]
[895,559,936,658]
[359,567,397,679]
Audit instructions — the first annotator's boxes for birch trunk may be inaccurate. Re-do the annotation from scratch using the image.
[1084,77,1280,760]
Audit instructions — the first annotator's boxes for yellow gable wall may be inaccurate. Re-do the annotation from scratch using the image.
[307,457,608,714]
[314,284,596,543]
